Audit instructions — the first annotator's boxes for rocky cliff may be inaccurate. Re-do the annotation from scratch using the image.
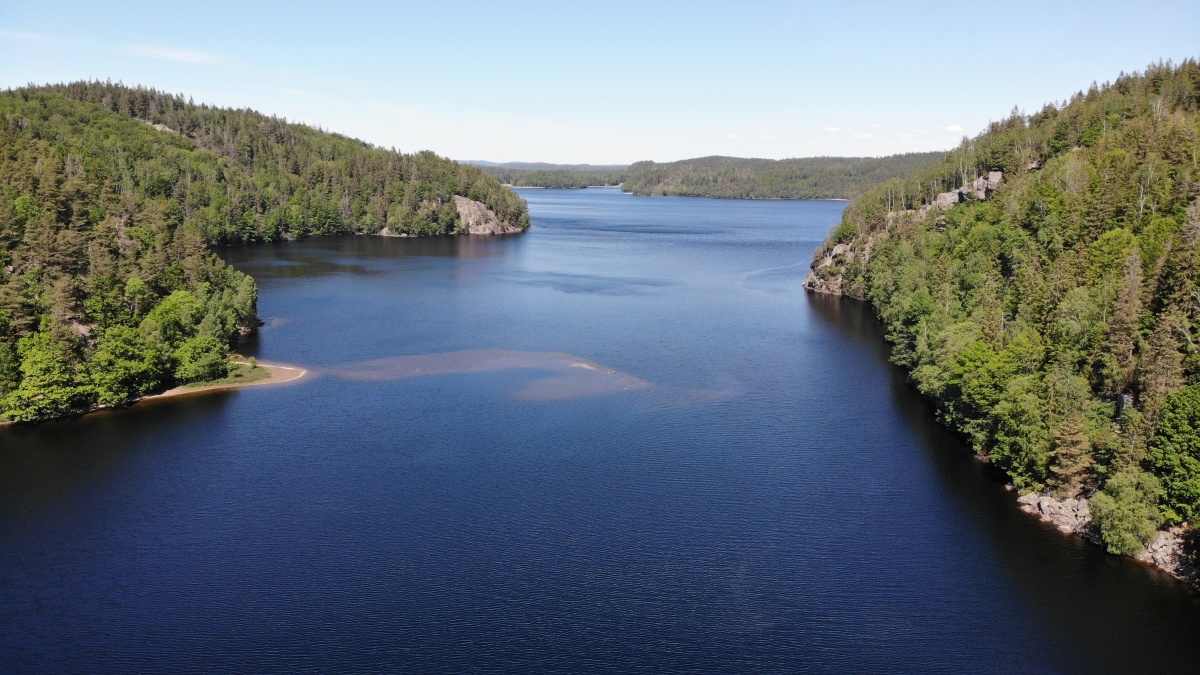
[453,195,526,235]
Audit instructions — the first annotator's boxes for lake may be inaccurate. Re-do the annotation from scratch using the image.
[3,188,1200,673]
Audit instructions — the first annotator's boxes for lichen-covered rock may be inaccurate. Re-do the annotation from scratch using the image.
[453,195,523,235]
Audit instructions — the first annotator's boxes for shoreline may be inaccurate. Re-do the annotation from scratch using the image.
[140,360,307,402]
[810,288,1200,593]
[0,360,307,427]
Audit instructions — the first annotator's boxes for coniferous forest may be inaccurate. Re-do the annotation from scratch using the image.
[0,82,529,422]
[476,154,947,200]
[808,60,1200,557]
[621,153,947,199]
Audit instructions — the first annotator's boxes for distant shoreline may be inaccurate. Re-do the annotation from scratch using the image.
[506,184,851,201]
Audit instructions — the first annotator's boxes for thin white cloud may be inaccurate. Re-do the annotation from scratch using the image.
[0,28,58,44]
[126,44,228,65]
[726,133,738,139]
[852,133,875,139]
[824,127,841,133]
[870,123,880,128]
[940,124,963,133]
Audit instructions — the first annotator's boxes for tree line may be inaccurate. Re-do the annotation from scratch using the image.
[810,59,1200,556]
[621,153,947,199]
[477,154,948,199]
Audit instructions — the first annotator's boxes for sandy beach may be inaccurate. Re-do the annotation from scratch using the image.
[142,361,307,401]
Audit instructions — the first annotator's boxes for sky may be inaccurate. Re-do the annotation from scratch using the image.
[1,1,1197,164]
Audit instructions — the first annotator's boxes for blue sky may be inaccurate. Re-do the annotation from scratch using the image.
[1,1,1196,164]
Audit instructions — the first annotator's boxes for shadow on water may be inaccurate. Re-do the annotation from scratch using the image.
[0,395,234,515]
[220,234,524,281]
[806,290,1200,672]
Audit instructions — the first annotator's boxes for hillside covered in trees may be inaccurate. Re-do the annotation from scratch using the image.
[0,82,529,422]
[622,153,946,199]
[473,154,947,199]
[806,60,1200,560]
[479,164,626,189]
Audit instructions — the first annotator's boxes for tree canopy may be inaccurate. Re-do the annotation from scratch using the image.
[809,59,1200,554]
[0,82,530,421]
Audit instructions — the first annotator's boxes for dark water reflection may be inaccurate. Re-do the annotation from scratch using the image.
[3,189,1199,673]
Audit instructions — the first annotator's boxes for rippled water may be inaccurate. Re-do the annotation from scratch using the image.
[3,188,1200,673]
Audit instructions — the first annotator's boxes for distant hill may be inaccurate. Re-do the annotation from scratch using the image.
[463,161,627,171]
[469,153,948,199]
[471,163,627,189]
[622,153,947,200]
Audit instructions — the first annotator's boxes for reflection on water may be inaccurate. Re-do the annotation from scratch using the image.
[328,348,651,400]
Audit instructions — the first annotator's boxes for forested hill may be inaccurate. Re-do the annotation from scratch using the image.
[471,162,626,189]
[621,153,946,199]
[0,82,529,422]
[807,60,1200,560]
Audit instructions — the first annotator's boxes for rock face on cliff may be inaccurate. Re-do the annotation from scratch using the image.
[804,171,1003,297]
[453,195,524,235]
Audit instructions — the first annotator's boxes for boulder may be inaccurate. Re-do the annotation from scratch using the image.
[934,191,960,209]
[452,195,523,235]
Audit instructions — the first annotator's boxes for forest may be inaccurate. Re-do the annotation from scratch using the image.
[0,82,529,422]
[808,60,1200,557]
[621,153,946,199]
[481,165,625,189]
[476,154,947,199]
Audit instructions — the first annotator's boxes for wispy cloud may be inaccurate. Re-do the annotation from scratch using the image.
[725,133,738,139]
[824,127,841,133]
[0,28,59,45]
[852,133,875,139]
[126,44,228,65]
[940,124,963,133]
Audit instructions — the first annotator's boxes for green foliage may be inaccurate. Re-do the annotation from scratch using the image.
[1091,470,1165,555]
[811,60,1200,543]
[172,335,229,383]
[1,331,85,422]
[483,166,626,189]
[88,326,164,405]
[0,81,529,422]
[623,153,946,200]
[1146,384,1200,523]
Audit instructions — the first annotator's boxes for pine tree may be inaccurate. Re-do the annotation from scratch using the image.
[1050,411,1093,496]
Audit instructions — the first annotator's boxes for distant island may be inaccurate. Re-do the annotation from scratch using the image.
[0,82,530,423]
[469,153,947,200]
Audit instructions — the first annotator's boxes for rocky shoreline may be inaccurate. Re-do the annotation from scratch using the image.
[1016,492,1198,590]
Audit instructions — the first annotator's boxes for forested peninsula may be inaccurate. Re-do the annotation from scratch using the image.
[0,82,529,423]
[807,60,1200,573]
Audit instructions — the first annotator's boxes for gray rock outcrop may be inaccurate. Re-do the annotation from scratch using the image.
[453,195,522,235]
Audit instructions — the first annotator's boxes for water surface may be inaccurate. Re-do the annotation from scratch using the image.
[3,188,1200,673]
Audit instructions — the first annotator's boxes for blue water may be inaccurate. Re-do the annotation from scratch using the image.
[3,188,1199,673]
